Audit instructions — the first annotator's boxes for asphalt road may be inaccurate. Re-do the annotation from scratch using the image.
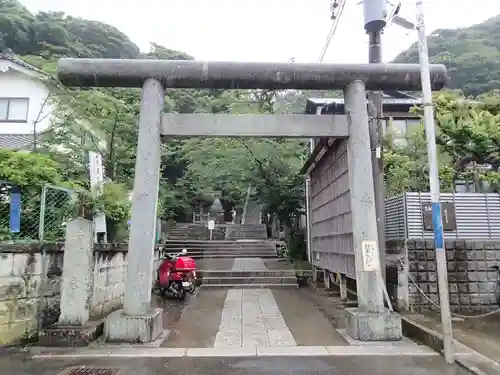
[0,354,472,375]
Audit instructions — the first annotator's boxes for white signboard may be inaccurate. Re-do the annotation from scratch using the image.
[361,240,380,271]
[89,151,104,192]
[207,220,215,231]
[89,151,107,234]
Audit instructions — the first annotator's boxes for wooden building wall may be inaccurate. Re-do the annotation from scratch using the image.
[309,139,356,278]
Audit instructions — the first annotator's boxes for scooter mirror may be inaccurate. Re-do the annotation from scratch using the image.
[181,248,187,254]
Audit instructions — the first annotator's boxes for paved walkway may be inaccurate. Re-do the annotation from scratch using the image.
[214,289,297,348]
[214,258,296,347]
[161,257,347,348]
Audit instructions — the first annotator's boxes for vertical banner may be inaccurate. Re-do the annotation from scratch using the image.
[88,151,107,239]
[10,186,21,233]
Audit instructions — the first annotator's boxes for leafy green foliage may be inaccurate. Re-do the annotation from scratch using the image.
[0,0,139,58]
[384,91,500,194]
[0,149,66,242]
[393,15,500,97]
[0,148,62,186]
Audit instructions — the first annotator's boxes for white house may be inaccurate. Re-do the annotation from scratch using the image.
[0,54,54,150]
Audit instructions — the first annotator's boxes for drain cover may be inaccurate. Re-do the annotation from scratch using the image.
[59,367,120,375]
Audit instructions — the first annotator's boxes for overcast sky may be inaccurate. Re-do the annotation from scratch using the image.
[21,0,500,63]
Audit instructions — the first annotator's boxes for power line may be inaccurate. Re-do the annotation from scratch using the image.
[317,0,347,63]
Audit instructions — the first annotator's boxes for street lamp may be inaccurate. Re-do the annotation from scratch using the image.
[390,0,455,364]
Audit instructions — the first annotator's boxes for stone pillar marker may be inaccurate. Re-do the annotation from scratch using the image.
[58,218,94,326]
[39,217,104,346]
[344,80,402,341]
[105,78,165,343]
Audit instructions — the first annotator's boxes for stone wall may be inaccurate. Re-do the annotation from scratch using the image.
[0,243,161,346]
[386,239,500,314]
[90,245,128,319]
[0,244,63,345]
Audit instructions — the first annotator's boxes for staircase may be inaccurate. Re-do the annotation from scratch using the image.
[225,224,267,240]
[164,222,308,289]
[199,269,298,288]
[162,240,277,259]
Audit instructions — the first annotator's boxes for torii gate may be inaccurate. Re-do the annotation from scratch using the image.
[57,59,447,343]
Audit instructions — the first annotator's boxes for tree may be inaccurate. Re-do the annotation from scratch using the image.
[393,14,500,97]
[384,91,500,195]
[1,0,139,58]
[384,129,455,195]
[0,0,340,241]
[0,149,68,241]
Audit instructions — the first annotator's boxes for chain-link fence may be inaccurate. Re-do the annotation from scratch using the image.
[0,182,75,243]
[39,185,75,242]
[0,182,42,243]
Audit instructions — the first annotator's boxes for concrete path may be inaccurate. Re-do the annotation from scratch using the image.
[160,287,347,348]
[214,289,297,348]
[161,257,348,348]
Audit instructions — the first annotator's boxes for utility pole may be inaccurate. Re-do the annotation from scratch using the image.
[390,0,454,363]
[415,0,454,363]
[364,0,386,283]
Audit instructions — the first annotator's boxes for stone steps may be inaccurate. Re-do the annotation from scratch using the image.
[163,240,275,245]
[202,276,297,285]
[162,241,277,258]
[168,250,277,256]
[197,269,308,288]
[191,253,278,259]
[164,246,276,251]
[167,224,216,240]
[201,283,298,289]
[226,224,267,240]
[198,270,303,277]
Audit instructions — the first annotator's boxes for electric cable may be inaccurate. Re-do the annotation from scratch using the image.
[317,0,347,63]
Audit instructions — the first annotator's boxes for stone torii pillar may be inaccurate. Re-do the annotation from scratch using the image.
[104,79,165,342]
[57,59,448,343]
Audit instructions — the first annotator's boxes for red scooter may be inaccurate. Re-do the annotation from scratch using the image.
[155,249,197,300]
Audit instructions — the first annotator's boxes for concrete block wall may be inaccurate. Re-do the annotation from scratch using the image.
[386,239,500,314]
[0,243,162,345]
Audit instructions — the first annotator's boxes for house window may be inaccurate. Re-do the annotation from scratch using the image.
[0,98,29,122]
[390,119,407,137]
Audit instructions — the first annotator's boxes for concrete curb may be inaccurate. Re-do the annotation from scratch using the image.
[301,285,500,374]
[30,345,439,359]
[400,315,500,375]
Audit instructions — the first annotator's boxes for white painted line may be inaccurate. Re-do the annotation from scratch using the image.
[325,345,437,356]
[31,345,441,359]
[107,348,187,357]
[33,352,112,359]
[186,347,257,357]
[257,346,329,356]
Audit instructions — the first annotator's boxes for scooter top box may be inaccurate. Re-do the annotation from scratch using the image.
[174,256,196,272]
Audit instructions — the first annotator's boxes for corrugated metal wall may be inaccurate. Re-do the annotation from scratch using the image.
[384,195,407,240]
[385,192,500,239]
[310,140,356,278]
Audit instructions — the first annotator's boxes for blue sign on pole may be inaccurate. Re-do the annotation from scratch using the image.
[10,187,21,233]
